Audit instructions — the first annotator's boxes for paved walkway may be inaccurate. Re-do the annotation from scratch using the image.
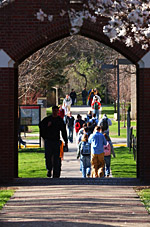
[0,182,150,226]
[2,105,150,226]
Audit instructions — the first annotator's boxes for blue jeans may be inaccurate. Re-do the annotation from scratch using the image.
[93,109,99,120]
[104,155,111,176]
[67,126,73,142]
[80,155,91,178]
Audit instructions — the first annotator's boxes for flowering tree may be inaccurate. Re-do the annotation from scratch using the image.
[1,1,150,49]
[35,0,150,50]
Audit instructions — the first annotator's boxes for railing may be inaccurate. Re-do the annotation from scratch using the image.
[129,127,137,161]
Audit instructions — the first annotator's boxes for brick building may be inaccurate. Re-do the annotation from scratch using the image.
[0,0,150,183]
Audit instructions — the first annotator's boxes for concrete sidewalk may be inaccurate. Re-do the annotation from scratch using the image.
[0,182,150,226]
[8,105,150,226]
[2,133,150,226]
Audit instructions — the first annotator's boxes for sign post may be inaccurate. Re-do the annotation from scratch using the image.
[19,105,41,147]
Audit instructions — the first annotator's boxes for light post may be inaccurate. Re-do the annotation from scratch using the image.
[52,86,59,106]
[101,63,120,136]
[101,58,132,137]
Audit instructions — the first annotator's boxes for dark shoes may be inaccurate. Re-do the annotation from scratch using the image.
[47,170,51,178]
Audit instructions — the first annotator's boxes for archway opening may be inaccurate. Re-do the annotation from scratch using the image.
[17,35,137,179]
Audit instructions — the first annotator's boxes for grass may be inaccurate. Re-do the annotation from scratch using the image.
[18,148,47,178]
[22,136,39,140]
[101,104,115,119]
[111,147,136,178]
[18,147,136,178]
[136,188,150,214]
[46,107,52,116]
[0,189,14,210]
[102,104,137,138]
[28,125,39,133]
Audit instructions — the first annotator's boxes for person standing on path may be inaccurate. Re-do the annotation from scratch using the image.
[39,105,68,178]
[91,97,101,120]
[103,133,111,177]
[63,94,72,114]
[98,114,112,136]
[88,126,107,178]
[70,89,77,106]
[82,88,88,105]
[66,111,75,143]
[62,94,72,124]
[77,133,91,178]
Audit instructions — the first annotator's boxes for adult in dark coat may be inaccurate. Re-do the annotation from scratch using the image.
[39,106,68,178]
[70,89,77,106]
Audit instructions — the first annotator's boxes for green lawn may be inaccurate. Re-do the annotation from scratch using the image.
[136,188,150,214]
[111,147,136,178]
[102,105,137,138]
[19,147,136,178]
[18,148,47,178]
[0,190,14,210]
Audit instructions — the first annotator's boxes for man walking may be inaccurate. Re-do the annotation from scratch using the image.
[88,126,107,178]
[82,88,88,105]
[39,106,68,178]
[70,89,77,106]
[66,111,75,143]
[91,97,101,120]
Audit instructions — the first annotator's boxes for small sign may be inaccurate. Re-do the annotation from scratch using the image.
[37,97,47,108]
[19,105,41,126]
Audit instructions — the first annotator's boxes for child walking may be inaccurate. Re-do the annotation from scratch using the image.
[77,133,91,178]
[103,133,111,177]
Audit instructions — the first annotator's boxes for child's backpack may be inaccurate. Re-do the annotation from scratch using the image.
[104,142,111,156]
[75,121,81,133]
[93,101,99,110]
[81,142,91,155]
[101,118,108,130]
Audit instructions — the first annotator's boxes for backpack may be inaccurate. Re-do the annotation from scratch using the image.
[93,102,99,110]
[75,121,81,133]
[81,142,91,155]
[101,118,108,130]
[91,118,97,132]
[104,142,111,156]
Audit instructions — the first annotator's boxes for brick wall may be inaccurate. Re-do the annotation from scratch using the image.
[0,0,150,183]
[137,68,150,183]
[0,68,18,182]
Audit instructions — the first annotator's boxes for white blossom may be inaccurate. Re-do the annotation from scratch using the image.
[125,37,133,47]
[35,1,150,49]
[143,27,150,39]
[36,9,47,22]
[103,25,117,40]
[60,10,66,17]
[89,15,96,23]
[142,44,149,50]
[48,15,53,22]
[70,27,80,35]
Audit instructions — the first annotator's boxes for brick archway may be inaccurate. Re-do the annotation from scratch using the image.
[0,0,150,183]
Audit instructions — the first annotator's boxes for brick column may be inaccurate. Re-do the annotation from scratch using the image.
[0,51,18,183]
[137,53,150,183]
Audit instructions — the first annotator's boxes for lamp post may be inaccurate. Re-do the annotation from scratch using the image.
[101,58,133,137]
[52,86,59,106]
[101,63,120,136]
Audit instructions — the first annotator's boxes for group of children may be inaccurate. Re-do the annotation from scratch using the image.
[56,91,115,178]
[75,111,115,178]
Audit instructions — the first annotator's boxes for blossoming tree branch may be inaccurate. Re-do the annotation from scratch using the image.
[1,0,150,49]
[35,0,150,50]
